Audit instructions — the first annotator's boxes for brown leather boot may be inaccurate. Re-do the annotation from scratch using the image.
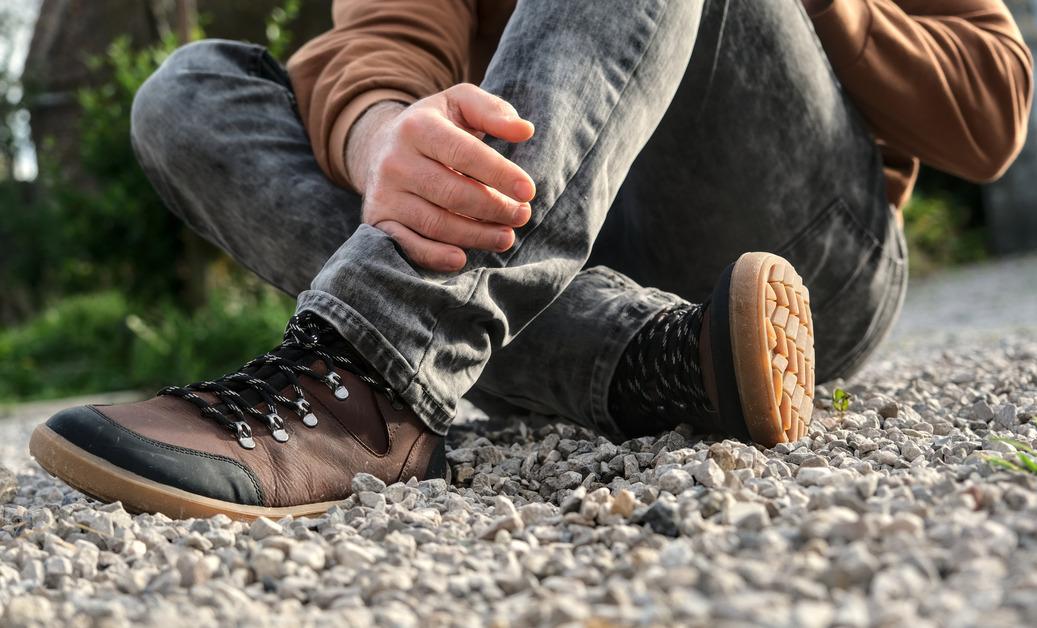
[28,313,448,520]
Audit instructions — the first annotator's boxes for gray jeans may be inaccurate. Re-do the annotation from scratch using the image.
[131,0,907,439]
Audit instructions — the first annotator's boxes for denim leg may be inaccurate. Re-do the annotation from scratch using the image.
[474,266,683,438]
[131,40,363,296]
[590,0,906,383]
[295,0,706,433]
[480,0,907,437]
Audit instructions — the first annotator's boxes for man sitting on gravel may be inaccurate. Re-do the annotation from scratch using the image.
[29,0,1031,519]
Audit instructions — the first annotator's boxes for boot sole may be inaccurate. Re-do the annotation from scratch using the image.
[31,425,349,521]
[715,252,815,446]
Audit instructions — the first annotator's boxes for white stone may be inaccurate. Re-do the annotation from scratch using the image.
[723,502,770,530]
[351,472,387,493]
[658,469,694,495]
[249,516,283,541]
[250,548,286,580]
[690,459,725,489]
[289,542,326,571]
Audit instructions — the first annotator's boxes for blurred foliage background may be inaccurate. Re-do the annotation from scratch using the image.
[0,0,323,402]
[0,0,1035,403]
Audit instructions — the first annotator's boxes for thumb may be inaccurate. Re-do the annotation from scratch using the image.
[446,84,534,143]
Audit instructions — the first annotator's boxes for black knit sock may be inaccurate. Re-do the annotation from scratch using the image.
[608,303,715,438]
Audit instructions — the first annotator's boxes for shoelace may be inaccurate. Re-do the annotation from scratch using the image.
[159,313,401,449]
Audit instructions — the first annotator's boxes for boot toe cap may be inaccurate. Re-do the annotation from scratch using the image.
[43,405,264,507]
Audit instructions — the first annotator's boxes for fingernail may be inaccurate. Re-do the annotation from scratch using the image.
[448,252,466,269]
[497,230,513,250]
[513,180,535,201]
[514,204,532,226]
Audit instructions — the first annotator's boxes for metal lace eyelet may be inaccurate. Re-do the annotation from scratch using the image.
[264,412,290,443]
[233,421,255,450]
[325,371,349,400]
[293,398,319,428]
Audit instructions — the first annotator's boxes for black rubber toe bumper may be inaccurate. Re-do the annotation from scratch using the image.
[46,406,264,506]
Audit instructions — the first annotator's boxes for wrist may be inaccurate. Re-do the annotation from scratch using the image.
[345,101,406,193]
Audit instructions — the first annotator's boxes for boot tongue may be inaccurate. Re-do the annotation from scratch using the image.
[211,321,369,414]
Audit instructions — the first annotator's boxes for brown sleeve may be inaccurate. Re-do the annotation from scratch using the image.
[286,0,477,189]
[810,0,1033,182]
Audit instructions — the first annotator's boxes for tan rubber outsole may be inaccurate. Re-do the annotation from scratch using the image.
[729,252,815,446]
[29,425,345,521]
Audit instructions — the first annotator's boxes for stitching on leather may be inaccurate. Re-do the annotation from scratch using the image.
[385,410,402,456]
[305,385,391,459]
[396,432,430,484]
[84,406,265,504]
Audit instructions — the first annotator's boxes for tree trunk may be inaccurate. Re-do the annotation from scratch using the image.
[170,0,210,310]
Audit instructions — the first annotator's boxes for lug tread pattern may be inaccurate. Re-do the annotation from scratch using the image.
[766,263,815,442]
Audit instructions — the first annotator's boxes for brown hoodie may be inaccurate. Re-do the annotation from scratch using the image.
[286,0,1033,208]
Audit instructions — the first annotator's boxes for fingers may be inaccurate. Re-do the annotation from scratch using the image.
[395,154,530,227]
[416,119,537,203]
[360,84,541,272]
[446,83,535,144]
[373,219,468,273]
[371,190,516,252]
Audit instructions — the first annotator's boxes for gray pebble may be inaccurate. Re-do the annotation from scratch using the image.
[1,290,1037,626]
[723,502,770,530]
[690,459,725,489]
[970,400,994,422]
[351,472,387,493]
[249,516,283,541]
[638,499,679,537]
[995,403,1018,429]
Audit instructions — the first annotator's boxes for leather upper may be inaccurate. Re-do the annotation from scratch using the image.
[46,364,445,507]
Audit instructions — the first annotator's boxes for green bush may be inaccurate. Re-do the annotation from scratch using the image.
[3,0,302,315]
[126,285,296,389]
[0,34,199,312]
[61,34,199,302]
[265,0,302,60]
[0,293,135,400]
[0,287,295,402]
[902,193,988,276]
[0,1,310,404]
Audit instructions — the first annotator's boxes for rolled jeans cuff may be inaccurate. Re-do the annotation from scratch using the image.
[295,290,453,435]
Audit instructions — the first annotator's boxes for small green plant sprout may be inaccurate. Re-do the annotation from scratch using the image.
[832,388,852,413]
[984,438,1037,476]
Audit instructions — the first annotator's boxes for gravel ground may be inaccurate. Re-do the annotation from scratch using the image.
[3,256,1037,627]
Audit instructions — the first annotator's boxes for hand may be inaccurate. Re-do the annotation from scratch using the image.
[346,83,536,272]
